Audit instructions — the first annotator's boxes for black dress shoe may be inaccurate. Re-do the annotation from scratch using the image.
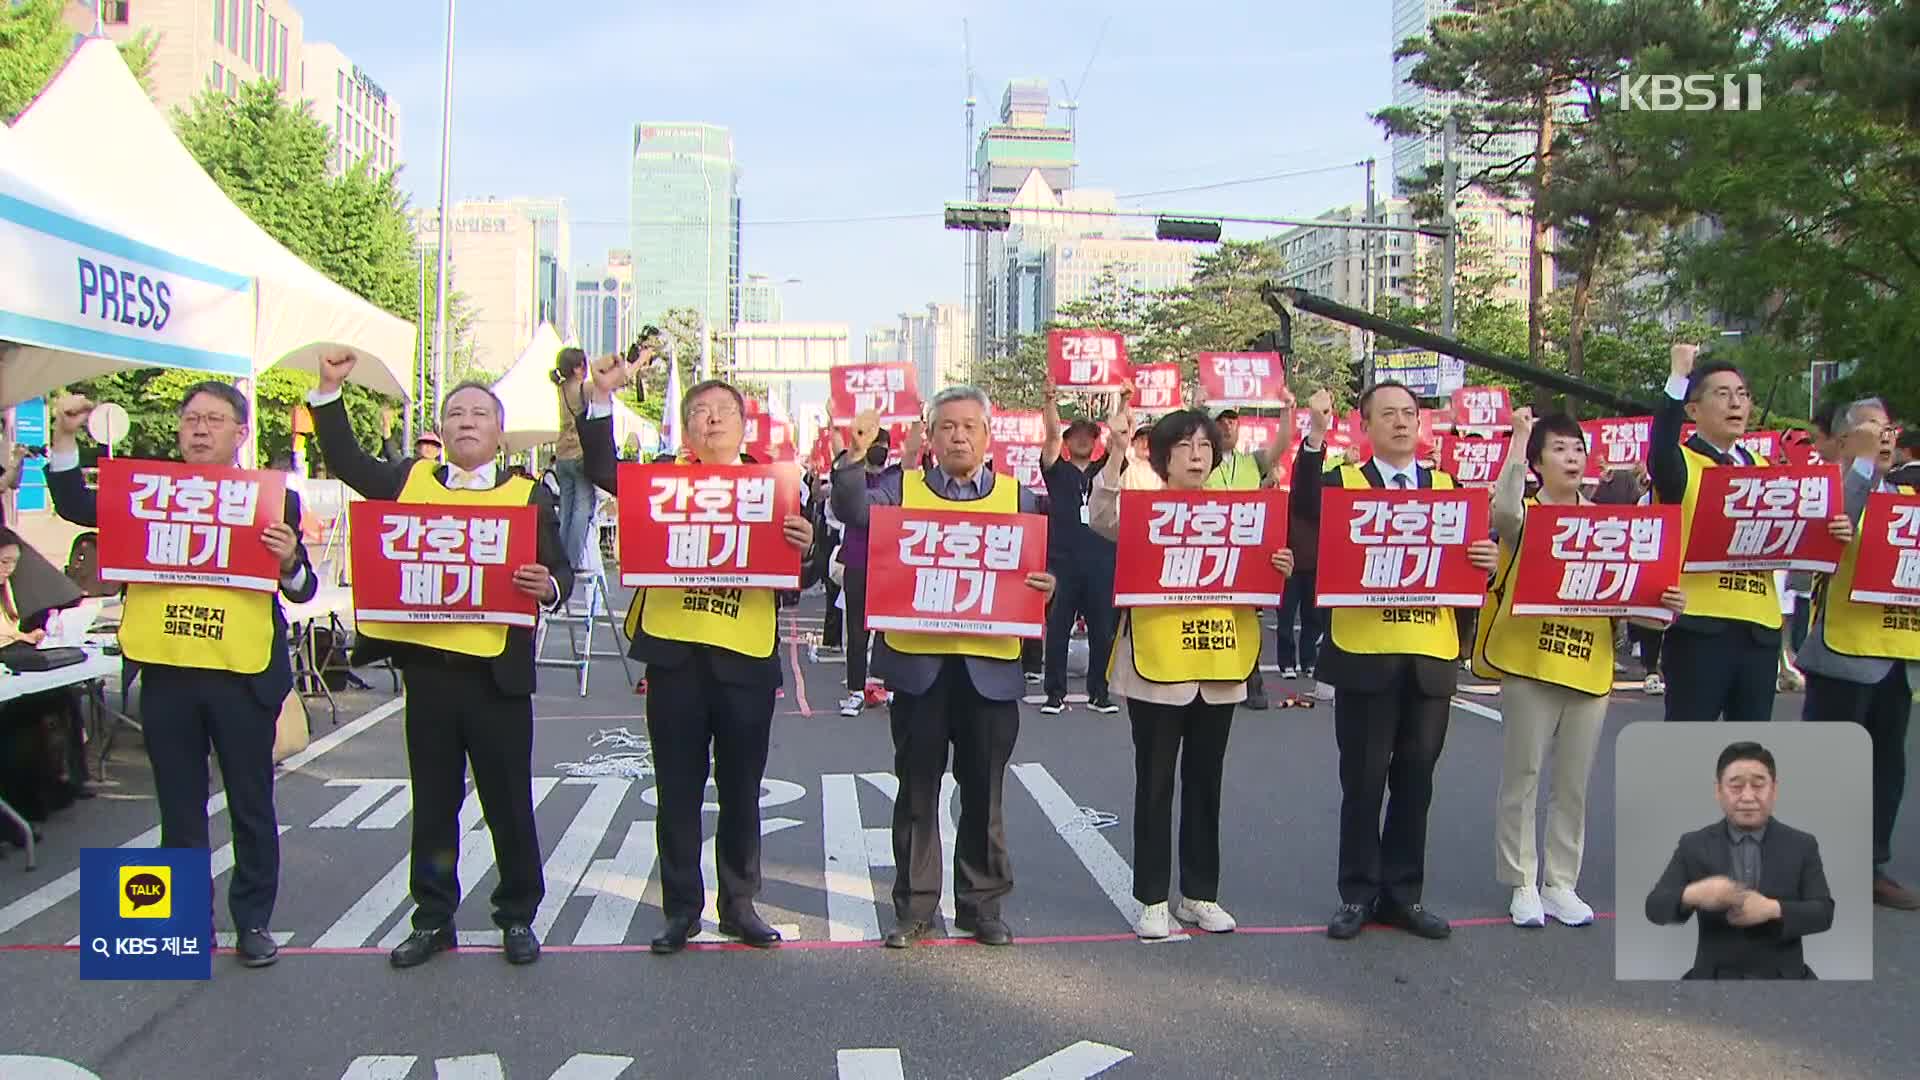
[1376,902,1452,940]
[650,914,697,955]
[389,926,456,969]
[883,920,935,949]
[502,924,540,964]
[955,912,1014,947]
[236,928,278,968]
[1327,904,1368,940]
[717,910,783,948]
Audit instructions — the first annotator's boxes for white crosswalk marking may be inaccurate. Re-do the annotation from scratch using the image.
[532,778,632,941]
[546,1056,636,1080]
[856,771,959,924]
[64,826,292,947]
[1002,1041,1133,1079]
[311,780,410,829]
[377,779,561,949]
[694,817,802,940]
[359,786,414,830]
[316,791,486,949]
[836,1049,906,1080]
[0,792,225,938]
[821,773,880,942]
[572,822,656,945]
[1012,763,1169,940]
[433,1056,504,1080]
[340,1058,415,1080]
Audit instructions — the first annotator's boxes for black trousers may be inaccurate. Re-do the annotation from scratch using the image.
[401,663,542,931]
[138,667,280,930]
[1128,697,1234,905]
[1333,668,1450,907]
[1044,556,1117,700]
[1628,625,1665,677]
[890,658,1020,923]
[646,651,776,921]
[1805,666,1912,868]
[842,565,871,692]
[1662,626,1778,722]
[823,578,844,649]
[1022,638,1043,676]
[1275,571,1323,671]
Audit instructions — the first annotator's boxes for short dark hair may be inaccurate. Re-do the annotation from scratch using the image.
[552,347,588,386]
[680,379,746,426]
[69,531,98,556]
[1716,741,1776,781]
[1897,429,1920,452]
[177,380,248,426]
[1811,396,1846,437]
[0,525,21,551]
[1064,418,1101,440]
[1147,409,1225,480]
[442,381,505,420]
[1358,380,1418,419]
[1525,413,1587,469]
[1214,408,1240,422]
[1684,360,1746,403]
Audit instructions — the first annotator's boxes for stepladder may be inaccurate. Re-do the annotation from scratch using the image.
[535,545,635,697]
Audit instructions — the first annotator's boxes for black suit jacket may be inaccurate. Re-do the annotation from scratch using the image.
[46,459,317,708]
[1649,391,1781,646]
[1644,819,1835,979]
[309,397,572,697]
[576,409,820,689]
[1291,444,1462,698]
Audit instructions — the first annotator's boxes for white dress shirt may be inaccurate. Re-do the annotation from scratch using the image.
[1375,458,1420,490]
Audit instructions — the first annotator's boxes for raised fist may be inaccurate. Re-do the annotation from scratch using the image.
[317,350,358,395]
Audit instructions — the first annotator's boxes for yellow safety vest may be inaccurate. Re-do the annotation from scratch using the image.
[621,459,781,659]
[1206,451,1264,491]
[119,534,276,675]
[1470,497,1614,696]
[1817,482,1920,660]
[1130,606,1263,684]
[356,460,537,659]
[882,469,1023,661]
[1676,445,1782,628]
[1326,463,1464,660]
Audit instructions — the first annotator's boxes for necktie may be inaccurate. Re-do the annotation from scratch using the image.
[448,467,483,490]
[1393,473,1413,490]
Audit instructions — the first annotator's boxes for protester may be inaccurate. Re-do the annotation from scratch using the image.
[832,391,1056,949]
[1205,409,1276,710]
[1037,387,1118,716]
[1592,463,1664,692]
[1088,399,1294,938]
[46,385,318,969]
[550,347,599,571]
[1890,429,1920,488]
[828,423,899,717]
[309,352,571,969]
[1475,410,1687,928]
[1292,383,1502,941]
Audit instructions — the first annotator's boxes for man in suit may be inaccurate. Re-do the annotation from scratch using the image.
[1292,383,1501,941]
[572,357,818,954]
[1645,741,1835,978]
[1036,388,1119,716]
[46,384,318,969]
[308,351,572,968]
[833,390,1057,948]
[1795,397,1920,910]
[1650,344,1853,721]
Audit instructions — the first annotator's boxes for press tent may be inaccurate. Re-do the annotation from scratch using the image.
[9,39,415,401]
[491,324,568,455]
[0,125,257,409]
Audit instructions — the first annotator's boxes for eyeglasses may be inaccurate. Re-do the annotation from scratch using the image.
[688,404,741,422]
[180,412,237,429]
[1699,387,1751,405]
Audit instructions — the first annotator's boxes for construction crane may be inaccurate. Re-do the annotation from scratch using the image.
[1058,16,1111,191]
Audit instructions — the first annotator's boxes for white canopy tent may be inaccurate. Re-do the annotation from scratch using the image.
[0,125,257,409]
[492,324,567,455]
[9,39,416,401]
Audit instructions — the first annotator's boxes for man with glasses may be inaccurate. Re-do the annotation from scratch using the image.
[1651,346,1853,722]
[45,385,318,970]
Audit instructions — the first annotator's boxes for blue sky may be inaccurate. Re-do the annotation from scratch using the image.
[326,1,1395,341]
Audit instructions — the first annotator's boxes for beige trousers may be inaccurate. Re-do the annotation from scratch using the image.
[1495,675,1608,889]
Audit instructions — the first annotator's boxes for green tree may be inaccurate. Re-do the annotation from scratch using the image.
[0,0,68,121]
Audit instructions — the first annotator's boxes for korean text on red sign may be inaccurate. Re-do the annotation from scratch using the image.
[1682,465,1845,573]
[1847,493,1920,607]
[617,463,803,588]
[348,502,538,625]
[1113,490,1288,607]
[1450,386,1512,430]
[1046,329,1130,391]
[1580,417,1653,479]
[1196,352,1288,407]
[828,363,922,423]
[989,412,1047,491]
[94,459,286,592]
[742,415,796,463]
[1316,487,1492,607]
[1508,504,1682,620]
[1130,363,1183,413]
[1440,435,1510,488]
[864,507,1048,637]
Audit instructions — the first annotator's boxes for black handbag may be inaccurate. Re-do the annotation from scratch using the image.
[0,643,87,672]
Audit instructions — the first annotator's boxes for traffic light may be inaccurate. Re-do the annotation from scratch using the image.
[944,204,1012,232]
[1155,216,1221,242]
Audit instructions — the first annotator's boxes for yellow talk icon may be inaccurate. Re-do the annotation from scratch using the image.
[119,865,171,919]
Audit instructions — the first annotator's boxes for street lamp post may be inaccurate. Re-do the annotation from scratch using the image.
[430,0,458,419]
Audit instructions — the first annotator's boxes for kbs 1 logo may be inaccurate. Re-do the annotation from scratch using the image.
[1619,72,1763,112]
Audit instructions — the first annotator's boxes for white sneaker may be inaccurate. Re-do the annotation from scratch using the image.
[1024,671,1043,684]
[1135,902,1171,940]
[838,693,864,718]
[1280,666,1300,680]
[1541,886,1595,927]
[1174,898,1237,933]
[1644,673,1665,696]
[1510,886,1546,928]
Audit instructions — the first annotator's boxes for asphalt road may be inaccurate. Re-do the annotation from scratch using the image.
[2,593,1916,1080]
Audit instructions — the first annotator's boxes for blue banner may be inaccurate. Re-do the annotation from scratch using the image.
[79,848,213,981]
[11,397,48,513]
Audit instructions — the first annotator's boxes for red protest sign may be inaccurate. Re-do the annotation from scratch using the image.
[1197,352,1288,407]
[865,506,1049,637]
[616,462,804,588]
[1233,417,1287,460]
[348,502,539,626]
[1316,486,1492,607]
[743,414,796,464]
[1112,490,1288,607]
[1508,504,1682,620]
[1451,386,1513,430]
[95,459,287,592]
[1682,465,1845,573]
[1581,417,1653,479]
[989,411,1048,491]
[1130,363,1184,414]
[1440,435,1511,488]
[1849,493,1920,606]
[807,430,834,475]
[1047,329,1130,391]
[1780,429,1824,467]
[828,363,922,423]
